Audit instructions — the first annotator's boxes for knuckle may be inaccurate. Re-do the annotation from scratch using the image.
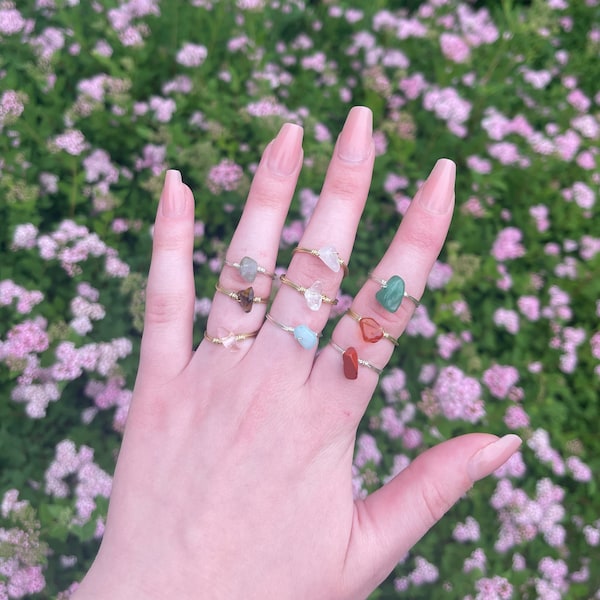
[153,229,188,253]
[401,224,440,254]
[418,477,456,528]
[327,169,365,200]
[248,181,285,211]
[145,292,187,325]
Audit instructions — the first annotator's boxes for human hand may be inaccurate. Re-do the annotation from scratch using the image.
[74,106,521,599]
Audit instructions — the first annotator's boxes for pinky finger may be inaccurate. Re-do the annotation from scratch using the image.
[138,170,196,384]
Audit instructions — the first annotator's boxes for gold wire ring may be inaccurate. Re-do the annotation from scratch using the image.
[224,256,276,282]
[265,313,321,350]
[345,309,399,346]
[279,274,338,310]
[330,341,383,377]
[292,246,349,277]
[215,283,268,313]
[203,329,259,348]
[368,273,420,308]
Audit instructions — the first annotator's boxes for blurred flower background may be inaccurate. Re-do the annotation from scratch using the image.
[0,0,599,597]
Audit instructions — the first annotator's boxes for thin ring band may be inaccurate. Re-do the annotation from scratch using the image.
[280,274,338,308]
[369,273,420,308]
[224,257,276,281]
[345,309,399,346]
[293,246,349,277]
[265,313,321,350]
[204,330,259,346]
[330,341,383,377]
[215,283,268,313]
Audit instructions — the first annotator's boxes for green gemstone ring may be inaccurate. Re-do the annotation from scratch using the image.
[370,273,420,313]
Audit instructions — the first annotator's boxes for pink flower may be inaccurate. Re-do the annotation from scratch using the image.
[494,450,526,477]
[567,89,591,112]
[482,364,519,399]
[12,224,38,249]
[437,332,462,359]
[440,32,471,63]
[433,365,485,423]
[491,227,525,261]
[0,7,26,35]
[493,308,520,334]
[571,182,595,209]
[464,548,486,574]
[488,141,523,165]
[0,90,25,126]
[453,516,481,542]
[566,456,592,482]
[405,304,436,338]
[423,86,472,134]
[466,155,492,174]
[427,260,453,289]
[521,67,552,88]
[475,575,513,599]
[207,159,244,194]
[52,129,89,156]
[149,96,177,122]
[517,295,540,321]
[354,433,382,468]
[176,42,208,67]
[399,73,427,100]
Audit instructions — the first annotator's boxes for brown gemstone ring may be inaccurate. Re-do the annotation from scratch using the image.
[215,283,268,313]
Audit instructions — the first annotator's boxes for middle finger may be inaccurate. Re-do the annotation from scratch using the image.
[255,106,375,381]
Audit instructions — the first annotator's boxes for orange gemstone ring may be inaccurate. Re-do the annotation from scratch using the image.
[345,309,399,346]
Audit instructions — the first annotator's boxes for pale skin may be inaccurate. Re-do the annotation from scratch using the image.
[74,106,521,599]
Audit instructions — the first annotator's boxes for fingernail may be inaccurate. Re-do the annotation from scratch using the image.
[337,106,373,163]
[467,434,522,482]
[267,123,304,175]
[161,169,185,217]
[417,158,456,214]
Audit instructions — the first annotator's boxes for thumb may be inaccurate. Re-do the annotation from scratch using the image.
[342,433,522,598]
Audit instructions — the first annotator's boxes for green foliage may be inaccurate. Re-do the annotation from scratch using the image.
[1,0,599,597]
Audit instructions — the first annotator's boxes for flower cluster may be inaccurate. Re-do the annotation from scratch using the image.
[1,0,599,596]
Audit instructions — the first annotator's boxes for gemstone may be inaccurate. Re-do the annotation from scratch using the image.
[342,347,359,379]
[375,275,405,313]
[216,328,238,351]
[304,281,323,311]
[239,256,258,282]
[293,324,318,349]
[360,317,384,343]
[318,246,341,273]
[237,287,255,313]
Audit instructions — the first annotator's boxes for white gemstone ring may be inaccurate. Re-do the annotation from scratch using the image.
[224,255,276,283]
[292,246,349,277]
[279,274,338,311]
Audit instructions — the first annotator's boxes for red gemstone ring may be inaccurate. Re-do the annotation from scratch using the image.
[330,341,383,380]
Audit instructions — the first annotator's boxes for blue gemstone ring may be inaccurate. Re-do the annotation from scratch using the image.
[265,313,321,350]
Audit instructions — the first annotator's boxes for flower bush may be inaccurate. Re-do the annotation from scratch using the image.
[1,0,599,597]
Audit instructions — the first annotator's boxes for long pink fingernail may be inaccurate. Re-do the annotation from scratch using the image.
[267,123,304,175]
[161,169,185,217]
[467,434,522,482]
[417,158,456,214]
[337,106,373,163]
